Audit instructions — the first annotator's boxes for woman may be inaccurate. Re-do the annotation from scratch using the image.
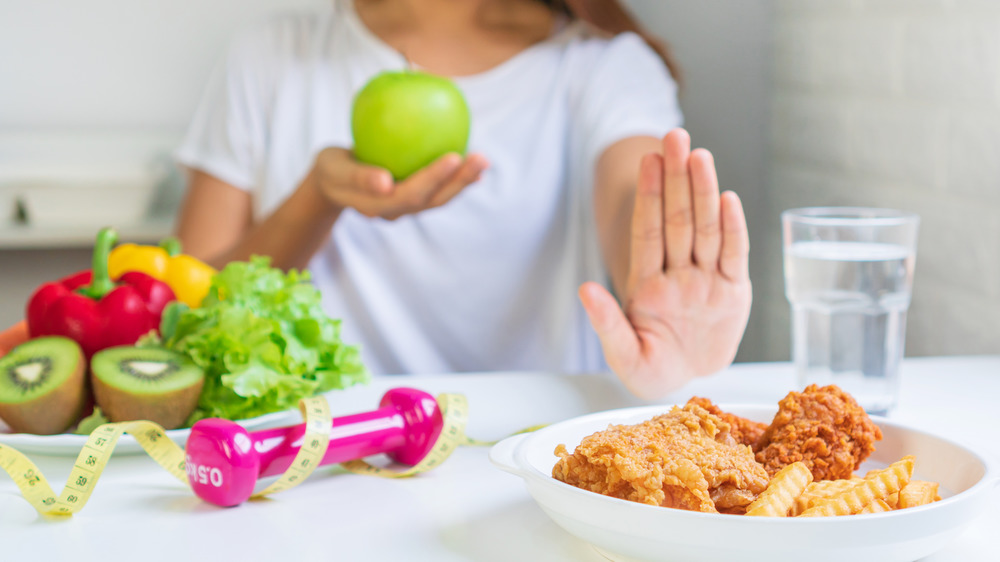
[174,0,752,399]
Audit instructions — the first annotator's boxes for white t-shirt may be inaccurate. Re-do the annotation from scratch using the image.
[176,0,682,375]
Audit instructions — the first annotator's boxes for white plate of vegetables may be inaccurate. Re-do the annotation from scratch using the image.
[0,409,299,456]
[0,256,368,456]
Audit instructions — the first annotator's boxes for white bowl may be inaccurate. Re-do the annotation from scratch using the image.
[490,405,998,562]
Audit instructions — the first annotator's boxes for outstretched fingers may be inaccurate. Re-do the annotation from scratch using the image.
[719,190,750,282]
[663,129,694,269]
[690,148,722,270]
[629,153,666,283]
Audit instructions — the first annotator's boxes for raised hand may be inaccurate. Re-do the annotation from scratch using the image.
[579,128,752,399]
[313,147,489,220]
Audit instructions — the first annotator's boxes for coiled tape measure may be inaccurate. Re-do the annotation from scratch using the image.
[0,388,485,515]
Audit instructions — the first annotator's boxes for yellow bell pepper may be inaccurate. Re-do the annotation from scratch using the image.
[108,237,215,308]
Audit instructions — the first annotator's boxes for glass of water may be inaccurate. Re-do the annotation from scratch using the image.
[782,207,919,415]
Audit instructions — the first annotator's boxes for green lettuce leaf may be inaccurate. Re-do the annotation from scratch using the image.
[74,407,110,435]
[164,256,368,423]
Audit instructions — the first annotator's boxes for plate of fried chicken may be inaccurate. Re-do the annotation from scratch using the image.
[490,385,997,562]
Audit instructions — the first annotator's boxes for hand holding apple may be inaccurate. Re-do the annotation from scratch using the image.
[352,70,472,181]
[308,70,485,220]
[310,147,488,221]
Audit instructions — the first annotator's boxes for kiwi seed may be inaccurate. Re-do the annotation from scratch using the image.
[7,357,53,392]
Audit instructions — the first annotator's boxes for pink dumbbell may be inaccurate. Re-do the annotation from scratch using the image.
[184,387,443,507]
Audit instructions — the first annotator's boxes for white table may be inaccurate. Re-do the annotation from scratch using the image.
[1,357,997,561]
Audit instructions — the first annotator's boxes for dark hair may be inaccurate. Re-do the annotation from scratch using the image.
[539,0,682,86]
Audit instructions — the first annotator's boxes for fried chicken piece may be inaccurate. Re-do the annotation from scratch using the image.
[686,396,768,448]
[552,404,769,513]
[755,384,882,481]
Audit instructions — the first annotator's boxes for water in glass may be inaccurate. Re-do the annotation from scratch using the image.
[785,240,916,415]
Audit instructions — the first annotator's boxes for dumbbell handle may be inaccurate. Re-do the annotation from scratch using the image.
[253,405,411,477]
[185,387,443,507]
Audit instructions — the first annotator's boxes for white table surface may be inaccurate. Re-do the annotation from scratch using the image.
[1,356,997,561]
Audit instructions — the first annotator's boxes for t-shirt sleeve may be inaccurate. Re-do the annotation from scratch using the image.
[174,26,274,191]
[572,32,683,165]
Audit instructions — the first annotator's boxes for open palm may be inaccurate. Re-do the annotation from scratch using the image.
[580,129,752,399]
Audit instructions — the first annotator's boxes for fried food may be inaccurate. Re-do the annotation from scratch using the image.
[897,480,940,509]
[550,386,941,518]
[686,396,768,448]
[755,384,883,480]
[791,478,861,516]
[799,456,914,517]
[886,492,899,508]
[859,498,892,514]
[864,468,898,507]
[552,404,769,513]
[745,461,812,517]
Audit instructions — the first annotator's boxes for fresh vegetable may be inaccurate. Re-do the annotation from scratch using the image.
[108,237,215,308]
[73,406,109,435]
[26,228,176,358]
[159,256,367,423]
[0,321,29,359]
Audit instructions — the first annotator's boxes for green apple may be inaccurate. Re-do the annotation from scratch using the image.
[351,70,471,180]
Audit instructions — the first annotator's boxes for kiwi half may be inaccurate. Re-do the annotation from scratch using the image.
[0,336,88,435]
[91,346,205,430]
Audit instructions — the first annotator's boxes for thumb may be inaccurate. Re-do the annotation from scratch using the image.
[578,282,640,375]
[319,147,393,195]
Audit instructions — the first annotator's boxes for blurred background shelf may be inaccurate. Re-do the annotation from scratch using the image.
[0,218,174,250]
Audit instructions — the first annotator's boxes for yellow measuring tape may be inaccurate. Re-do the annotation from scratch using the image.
[250,395,332,498]
[1,420,186,516]
[0,393,471,516]
[341,392,467,478]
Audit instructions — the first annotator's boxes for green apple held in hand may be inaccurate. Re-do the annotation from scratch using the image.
[351,70,471,180]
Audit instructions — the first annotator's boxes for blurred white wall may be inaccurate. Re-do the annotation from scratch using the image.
[765,0,1000,359]
[0,0,325,131]
[0,0,326,178]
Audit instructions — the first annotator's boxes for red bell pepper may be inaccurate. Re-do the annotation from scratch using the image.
[26,228,176,358]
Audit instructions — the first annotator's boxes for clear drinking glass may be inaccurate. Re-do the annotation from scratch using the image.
[782,207,919,415]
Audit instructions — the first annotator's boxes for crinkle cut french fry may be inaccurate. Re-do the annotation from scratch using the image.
[859,498,892,514]
[886,491,899,508]
[798,456,914,517]
[865,469,902,510]
[865,467,902,510]
[863,470,914,509]
[746,462,813,517]
[790,479,859,516]
[898,480,939,509]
